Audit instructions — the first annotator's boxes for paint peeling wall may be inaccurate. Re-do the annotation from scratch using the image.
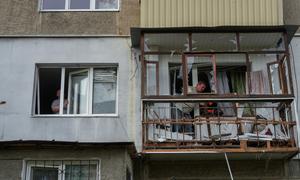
[0,0,139,35]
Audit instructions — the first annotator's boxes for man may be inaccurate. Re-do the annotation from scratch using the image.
[195,81,206,93]
[172,81,207,133]
[51,89,68,114]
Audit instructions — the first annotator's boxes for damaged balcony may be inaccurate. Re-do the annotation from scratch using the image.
[133,26,300,156]
[143,100,297,154]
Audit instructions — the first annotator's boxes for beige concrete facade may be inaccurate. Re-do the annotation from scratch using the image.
[0,0,139,35]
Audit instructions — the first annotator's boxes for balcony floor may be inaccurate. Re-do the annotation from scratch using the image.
[142,148,299,160]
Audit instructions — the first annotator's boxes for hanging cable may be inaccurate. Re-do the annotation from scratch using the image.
[224,153,234,180]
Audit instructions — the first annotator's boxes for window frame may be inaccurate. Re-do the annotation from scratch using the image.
[182,54,217,96]
[24,159,101,180]
[32,65,119,117]
[40,0,120,12]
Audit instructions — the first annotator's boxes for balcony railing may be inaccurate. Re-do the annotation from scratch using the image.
[142,101,297,153]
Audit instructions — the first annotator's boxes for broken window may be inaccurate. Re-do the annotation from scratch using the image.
[192,33,238,52]
[25,160,99,180]
[41,0,119,10]
[215,54,247,95]
[240,33,285,51]
[184,55,216,94]
[144,33,189,52]
[34,66,117,115]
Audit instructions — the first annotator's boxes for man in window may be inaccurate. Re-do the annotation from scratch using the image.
[51,89,68,114]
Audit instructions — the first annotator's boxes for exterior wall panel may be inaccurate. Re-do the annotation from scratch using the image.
[0,0,139,35]
[141,0,284,27]
[0,38,132,142]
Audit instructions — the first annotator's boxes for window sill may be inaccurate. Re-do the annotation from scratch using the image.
[39,9,120,12]
[31,114,119,118]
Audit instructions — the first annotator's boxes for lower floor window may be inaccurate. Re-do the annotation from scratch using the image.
[25,160,99,180]
[34,66,118,115]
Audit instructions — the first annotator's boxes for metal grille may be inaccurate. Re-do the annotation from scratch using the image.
[24,160,99,180]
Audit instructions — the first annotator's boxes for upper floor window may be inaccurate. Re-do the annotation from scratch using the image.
[41,0,119,11]
[33,65,118,116]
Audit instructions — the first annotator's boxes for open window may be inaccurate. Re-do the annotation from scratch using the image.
[67,69,89,114]
[34,66,117,116]
[183,54,216,95]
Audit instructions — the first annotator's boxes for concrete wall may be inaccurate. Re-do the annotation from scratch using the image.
[0,147,131,180]
[290,36,300,150]
[283,0,300,25]
[135,159,300,180]
[0,0,139,35]
[0,37,133,142]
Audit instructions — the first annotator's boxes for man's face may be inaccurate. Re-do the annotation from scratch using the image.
[196,83,206,93]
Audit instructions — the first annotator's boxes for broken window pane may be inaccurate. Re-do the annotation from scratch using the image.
[240,33,285,51]
[215,54,247,95]
[69,0,90,9]
[169,63,183,95]
[92,68,117,114]
[144,33,189,52]
[192,33,237,52]
[146,63,157,95]
[144,55,182,96]
[186,55,216,94]
[96,0,118,9]
[249,54,275,95]
[42,0,65,10]
[269,63,282,95]
[282,57,292,94]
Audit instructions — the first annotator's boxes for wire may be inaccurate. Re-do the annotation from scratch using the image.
[290,44,299,112]
[130,49,139,80]
[224,152,234,180]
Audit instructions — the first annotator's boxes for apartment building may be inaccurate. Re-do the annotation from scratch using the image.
[1,0,300,180]
[130,0,300,179]
[0,0,139,179]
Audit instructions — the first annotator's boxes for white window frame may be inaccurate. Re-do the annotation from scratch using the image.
[23,159,101,180]
[40,0,120,12]
[33,66,119,117]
